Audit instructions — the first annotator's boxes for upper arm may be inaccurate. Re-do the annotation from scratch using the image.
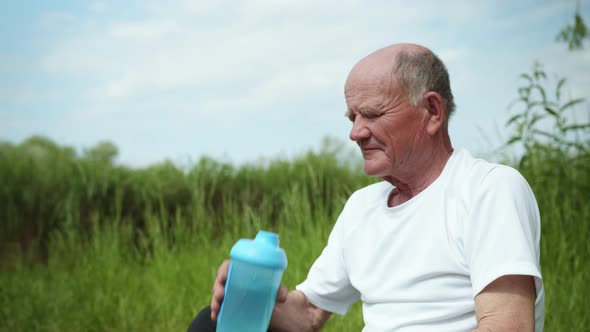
[295,199,361,315]
[465,166,542,297]
[473,275,536,331]
[465,167,543,331]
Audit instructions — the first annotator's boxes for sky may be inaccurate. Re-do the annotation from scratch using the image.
[1,0,589,167]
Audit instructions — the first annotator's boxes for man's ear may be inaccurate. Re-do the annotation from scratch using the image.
[423,91,446,135]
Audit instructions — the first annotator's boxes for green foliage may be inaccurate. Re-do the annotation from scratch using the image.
[506,63,589,167]
[83,140,119,163]
[556,8,589,51]
[1,129,589,330]
[0,136,372,331]
[503,59,589,330]
[514,144,590,331]
[0,136,373,261]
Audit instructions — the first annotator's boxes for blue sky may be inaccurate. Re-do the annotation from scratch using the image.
[2,0,589,167]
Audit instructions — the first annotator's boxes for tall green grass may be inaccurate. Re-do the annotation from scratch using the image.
[517,145,590,331]
[1,130,588,331]
[0,136,371,331]
[502,63,590,331]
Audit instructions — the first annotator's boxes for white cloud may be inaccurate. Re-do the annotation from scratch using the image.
[189,59,350,119]
[109,20,180,42]
[104,73,139,98]
[438,48,469,64]
[38,11,76,27]
[89,1,109,13]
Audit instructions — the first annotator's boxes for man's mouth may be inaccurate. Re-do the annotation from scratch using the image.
[361,147,380,157]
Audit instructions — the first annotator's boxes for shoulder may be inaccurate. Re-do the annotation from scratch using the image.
[451,149,532,194]
[457,151,541,237]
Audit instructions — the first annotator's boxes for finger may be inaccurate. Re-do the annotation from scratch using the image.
[212,261,229,304]
[276,284,288,303]
[210,295,218,320]
[211,260,231,320]
[211,285,225,320]
[212,283,225,303]
[216,260,230,283]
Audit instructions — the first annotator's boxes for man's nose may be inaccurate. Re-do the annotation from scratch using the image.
[349,116,370,141]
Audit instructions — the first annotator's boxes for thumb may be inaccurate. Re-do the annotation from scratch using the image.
[276,284,288,303]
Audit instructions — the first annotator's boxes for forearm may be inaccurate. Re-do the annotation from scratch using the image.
[470,313,534,332]
[471,275,536,332]
[471,322,533,332]
[269,290,331,332]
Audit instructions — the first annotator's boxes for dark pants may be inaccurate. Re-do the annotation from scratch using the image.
[186,306,217,332]
[186,306,273,332]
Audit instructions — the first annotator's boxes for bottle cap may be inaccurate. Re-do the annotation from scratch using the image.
[230,230,288,269]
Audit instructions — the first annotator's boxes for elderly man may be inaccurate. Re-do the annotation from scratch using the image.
[188,43,544,331]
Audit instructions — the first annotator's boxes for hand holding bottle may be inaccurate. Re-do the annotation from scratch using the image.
[210,259,288,321]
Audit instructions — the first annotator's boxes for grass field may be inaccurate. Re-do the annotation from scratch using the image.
[0,135,588,331]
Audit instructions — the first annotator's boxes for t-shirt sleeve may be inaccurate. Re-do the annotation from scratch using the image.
[296,204,361,315]
[465,165,543,298]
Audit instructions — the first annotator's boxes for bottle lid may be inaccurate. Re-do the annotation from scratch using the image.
[230,230,288,269]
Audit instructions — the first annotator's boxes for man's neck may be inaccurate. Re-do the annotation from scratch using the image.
[385,144,453,207]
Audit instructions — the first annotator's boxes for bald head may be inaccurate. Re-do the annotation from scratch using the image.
[345,43,456,121]
[349,44,430,75]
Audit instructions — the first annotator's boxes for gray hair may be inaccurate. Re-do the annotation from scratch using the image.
[394,50,456,121]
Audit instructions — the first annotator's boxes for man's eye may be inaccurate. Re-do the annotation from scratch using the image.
[363,112,379,119]
[348,111,380,122]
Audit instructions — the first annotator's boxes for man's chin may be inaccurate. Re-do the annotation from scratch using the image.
[363,162,384,177]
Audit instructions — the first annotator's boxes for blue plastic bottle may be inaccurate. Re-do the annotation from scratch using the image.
[217,231,288,332]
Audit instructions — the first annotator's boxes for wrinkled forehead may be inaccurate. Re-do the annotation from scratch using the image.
[344,61,399,97]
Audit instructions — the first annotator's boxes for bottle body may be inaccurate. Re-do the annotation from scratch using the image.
[217,260,284,332]
[217,231,287,332]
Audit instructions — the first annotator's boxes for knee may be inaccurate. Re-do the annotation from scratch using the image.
[186,306,216,332]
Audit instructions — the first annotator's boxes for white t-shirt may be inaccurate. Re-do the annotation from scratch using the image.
[296,149,544,332]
